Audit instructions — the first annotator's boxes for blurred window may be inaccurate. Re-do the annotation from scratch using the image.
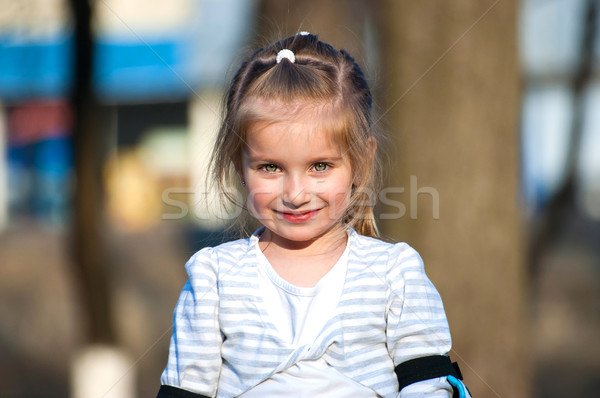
[519,0,600,219]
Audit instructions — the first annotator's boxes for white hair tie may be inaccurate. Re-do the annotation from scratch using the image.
[276,49,295,64]
[298,31,310,36]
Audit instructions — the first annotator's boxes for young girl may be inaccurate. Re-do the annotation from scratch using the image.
[158,33,470,398]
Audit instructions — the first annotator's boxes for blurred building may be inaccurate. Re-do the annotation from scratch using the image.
[520,0,600,219]
[0,0,257,231]
[520,1,600,396]
[0,1,256,397]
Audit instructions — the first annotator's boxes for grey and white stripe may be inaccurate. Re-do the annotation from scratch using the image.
[161,229,453,398]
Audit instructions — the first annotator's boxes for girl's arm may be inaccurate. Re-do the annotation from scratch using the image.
[159,249,223,398]
[386,244,470,398]
[157,384,211,398]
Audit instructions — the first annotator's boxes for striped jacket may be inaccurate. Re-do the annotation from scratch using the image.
[160,229,453,398]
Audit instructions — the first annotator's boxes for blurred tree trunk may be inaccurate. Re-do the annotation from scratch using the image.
[376,1,529,397]
[529,0,597,279]
[256,0,529,396]
[255,0,373,64]
[69,0,115,344]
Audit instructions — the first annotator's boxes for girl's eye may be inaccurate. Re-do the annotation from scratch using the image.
[263,164,278,172]
[314,162,327,172]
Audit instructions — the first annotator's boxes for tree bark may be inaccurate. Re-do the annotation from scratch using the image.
[376,1,529,397]
[255,0,372,62]
[69,0,115,344]
[255,0,529,395]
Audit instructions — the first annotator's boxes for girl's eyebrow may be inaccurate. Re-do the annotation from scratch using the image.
[244,154,278,163]
[246,155,344,164]
[307,154,345,162]
[316,155,343,161]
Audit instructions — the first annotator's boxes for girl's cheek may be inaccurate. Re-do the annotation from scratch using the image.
[245,198,264,219]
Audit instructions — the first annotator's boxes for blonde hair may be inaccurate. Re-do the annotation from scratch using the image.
[212,33,386,238]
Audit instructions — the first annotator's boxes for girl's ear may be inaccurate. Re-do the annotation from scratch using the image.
[367,136,377,158]
[236,169,246,188]
[353,137,377,186]
[233,162,244,186]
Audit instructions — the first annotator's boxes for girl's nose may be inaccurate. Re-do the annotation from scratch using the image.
[281,175,310,207]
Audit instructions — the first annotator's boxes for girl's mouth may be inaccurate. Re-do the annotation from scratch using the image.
[279,209,321,223]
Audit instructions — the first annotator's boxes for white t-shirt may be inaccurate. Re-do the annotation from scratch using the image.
[239,236,378,397]
[161,228,460,397]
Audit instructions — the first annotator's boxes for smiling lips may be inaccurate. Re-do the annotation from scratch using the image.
[278,209,321,223]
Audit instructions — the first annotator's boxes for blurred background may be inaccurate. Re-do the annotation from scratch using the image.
[0,0,599,397]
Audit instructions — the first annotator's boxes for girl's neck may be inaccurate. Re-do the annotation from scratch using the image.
[258,227,349,287]
[259,226,348,257]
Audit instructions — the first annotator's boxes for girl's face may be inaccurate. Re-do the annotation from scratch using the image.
[241,112,353,248]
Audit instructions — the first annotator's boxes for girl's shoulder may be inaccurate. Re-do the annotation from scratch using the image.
[350,231,428,293]
[350,230,425,275]
[185,236,254,273]
[211,235,253,252]
[351,230,420,259]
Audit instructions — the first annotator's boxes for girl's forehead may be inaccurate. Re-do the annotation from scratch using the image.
[243,96,340,123]
[248,119,330,146]
[244,121,346,162]
[246,117,344,153]
[242,97,350,142]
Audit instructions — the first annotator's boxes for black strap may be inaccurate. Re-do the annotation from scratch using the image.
[157,385,211,398]
[395,355,463,392]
